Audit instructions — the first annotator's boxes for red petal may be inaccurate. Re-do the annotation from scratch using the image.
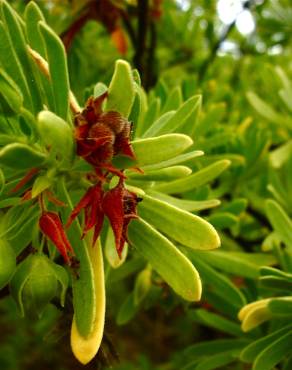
[82,184,104,235]
[39,212,74,264]
[102,181,124,254]
[66,185,99,229]
[92,211,105,247]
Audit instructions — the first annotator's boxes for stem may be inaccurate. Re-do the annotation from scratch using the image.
[133,0,149,82]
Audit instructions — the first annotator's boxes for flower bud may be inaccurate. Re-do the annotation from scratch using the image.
[10,254,68,318]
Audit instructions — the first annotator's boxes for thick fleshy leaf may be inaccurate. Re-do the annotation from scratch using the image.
[0,239,16,289]
[127,165,192,181]
[191,309,243,336]
[153,159,230,193]
[141,150,204,170]
[128,218,202,301]
[0,69,23,112]
[268,297,292,315]
[266,199,292,251]
[132,134,193,166]
[143,111,175,138]
[31,175,52,198]
[0,143,47,169]
[193,251,276,279]
[0,168,4,195]
[238,299,272,332]
[253,331,292,370]
[147,190,220,212]
[0,21,33,109]
[240,324,292,363]
[133,267,152,305]
[105,227,128,268]
[188,254,246,308]
[10,254,62,317]
[105,59,135,118]
[1,1,42,112]
[37,110,74,166]
[139,194,220,250]
[155,95,201,135]
[247,91,292,128]
[71,238,105,365]
[39,21,70,120]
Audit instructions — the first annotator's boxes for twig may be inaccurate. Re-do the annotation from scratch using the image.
[133,0,149,82]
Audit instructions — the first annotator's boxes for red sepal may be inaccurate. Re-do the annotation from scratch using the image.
[39,212,74,265]
[102,180,138,257]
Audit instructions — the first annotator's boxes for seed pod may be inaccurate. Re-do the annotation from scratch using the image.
[0,239,16,289]
[10,254,68,318]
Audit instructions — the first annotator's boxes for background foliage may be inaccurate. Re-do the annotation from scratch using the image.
[0,0,291,369]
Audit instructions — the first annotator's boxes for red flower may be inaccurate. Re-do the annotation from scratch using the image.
[74,93,135,176]
[66,183,104,247]
[68,94,140,256]
[102,179,139,257]
[39,212,74,265]
[66,180,139,257]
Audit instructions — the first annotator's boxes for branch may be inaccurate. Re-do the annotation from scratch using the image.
[133,0,149,81]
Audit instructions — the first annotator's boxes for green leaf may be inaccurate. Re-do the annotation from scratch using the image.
[147,190,220,212]
[1,1,42,112]
[133,267,152,305]
[37,110,74,167]
[31,175,52,198]
[139,194,220,250]
[130,85,148,137]
[240,324,292,363]
[247,91,292,129]
[0,168,4,195]
[132,134,193,166]
[0,239,16,289]
[188,255,246,308]
[0,21,32,110]
[193,251,276,279]
[105,59,135,118]
[153,159,230,194]
[0,143,47,169]
[161,86,183,113]
[105,227,128,269]
[207,212,238,229]
[116,292,138,325]
[190,309,243,336]
[193,351,237,370]
[143,111,175,138]
[155,95,201,135]
[24,1,46,56]
[93,82,107,98]
[141,149,203,171]
[253,330,292,370]
[0,69,23,112]
[128,218,202,301]
[139,97,160,135]
[184,339,247,360]
[266,199,292,251]
[128,165,192,181]
[239,299,272,332]
[268,297,292,315]
[24,2,55,111]
[39,21,70,120]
